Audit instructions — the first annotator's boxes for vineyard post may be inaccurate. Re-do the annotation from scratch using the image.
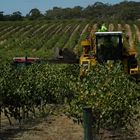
[0,100,2,130]
[0,106,1,130]
[83,107,93,140]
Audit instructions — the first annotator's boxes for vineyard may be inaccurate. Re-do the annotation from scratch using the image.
[0,20,140,139]
[0,21,140,61]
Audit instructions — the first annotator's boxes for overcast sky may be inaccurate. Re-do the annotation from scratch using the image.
[0,0,139,15]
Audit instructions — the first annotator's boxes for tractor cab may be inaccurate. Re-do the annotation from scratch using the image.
[95,32,123,62]
[95,31,139,79]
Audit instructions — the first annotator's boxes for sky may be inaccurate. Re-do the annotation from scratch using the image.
[0,0,139,16]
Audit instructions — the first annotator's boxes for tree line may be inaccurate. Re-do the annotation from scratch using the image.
[0,1,140,21]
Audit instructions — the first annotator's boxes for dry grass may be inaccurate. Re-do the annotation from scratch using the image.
[0,114,84,140]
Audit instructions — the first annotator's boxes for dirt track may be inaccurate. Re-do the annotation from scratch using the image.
[0,115,84,140]
[108,24,114,31]
[134,24,140,42]
[1,113,140,140]
[125,24,135,48]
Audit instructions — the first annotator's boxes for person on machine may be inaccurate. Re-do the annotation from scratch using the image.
[98,23,108,32]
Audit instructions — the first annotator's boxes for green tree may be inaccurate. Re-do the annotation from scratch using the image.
[29,8,42,20]
[0,11,4,20]
[10,11,23,21]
